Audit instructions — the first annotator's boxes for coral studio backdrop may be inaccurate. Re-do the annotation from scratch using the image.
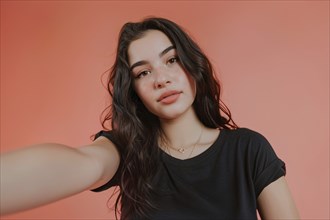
[1,1,328,219]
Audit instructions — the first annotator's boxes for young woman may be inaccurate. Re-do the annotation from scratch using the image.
[1,17,299,219]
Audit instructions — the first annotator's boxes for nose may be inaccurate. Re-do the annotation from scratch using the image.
[154,66,171,89]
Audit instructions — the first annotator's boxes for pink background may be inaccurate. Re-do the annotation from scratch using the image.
[1,1,329,219]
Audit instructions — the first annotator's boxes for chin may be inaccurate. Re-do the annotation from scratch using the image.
[158,108,193,121]
[158,114,182,121]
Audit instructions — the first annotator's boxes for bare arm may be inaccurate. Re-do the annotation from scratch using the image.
[257,176,300,219]
[0,136,120,216]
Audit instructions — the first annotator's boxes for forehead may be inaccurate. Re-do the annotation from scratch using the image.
[127,30,173,65]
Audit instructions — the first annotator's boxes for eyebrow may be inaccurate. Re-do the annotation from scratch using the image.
[129,45,175,71]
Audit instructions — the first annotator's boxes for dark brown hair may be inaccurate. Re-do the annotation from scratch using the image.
[102,17,237,219]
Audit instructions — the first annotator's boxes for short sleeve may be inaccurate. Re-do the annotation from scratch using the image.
[247,130,286,197]
[90,130,122,192]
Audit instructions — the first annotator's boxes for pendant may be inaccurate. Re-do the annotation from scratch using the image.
[178,148,185,153]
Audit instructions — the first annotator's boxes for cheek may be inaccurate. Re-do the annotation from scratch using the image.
[133,82,151,103]
[184,73,197,97]
[133,84,156,113]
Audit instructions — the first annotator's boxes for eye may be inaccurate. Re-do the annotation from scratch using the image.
[167,56,179,65]
[135,70,151,79]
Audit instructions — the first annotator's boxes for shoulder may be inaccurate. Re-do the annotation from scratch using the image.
[94,130,115,141]
[227,127,264,136]
[221,128,281,164]
[223,127,270,146]
[94,130,123,153]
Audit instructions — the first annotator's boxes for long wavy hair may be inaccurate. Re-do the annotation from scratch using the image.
[101,17,237,219]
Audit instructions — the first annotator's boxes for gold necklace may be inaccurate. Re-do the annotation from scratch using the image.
[167,128,204,157]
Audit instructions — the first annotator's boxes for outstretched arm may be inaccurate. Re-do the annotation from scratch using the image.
[0,136,120,216]
[257,176,300,219]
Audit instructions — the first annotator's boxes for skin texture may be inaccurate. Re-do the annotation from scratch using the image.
[128,30,196,121]
[258,176,300,219]
[0,137,120,215]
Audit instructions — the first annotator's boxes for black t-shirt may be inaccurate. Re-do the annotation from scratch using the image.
[92,128,286,220]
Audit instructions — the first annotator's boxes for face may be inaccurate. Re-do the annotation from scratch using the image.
[127,30,196,121]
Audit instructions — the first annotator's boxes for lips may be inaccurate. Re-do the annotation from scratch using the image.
[157,90,182,103]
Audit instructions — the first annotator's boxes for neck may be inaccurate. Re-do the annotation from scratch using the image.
[159,107,205,148]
